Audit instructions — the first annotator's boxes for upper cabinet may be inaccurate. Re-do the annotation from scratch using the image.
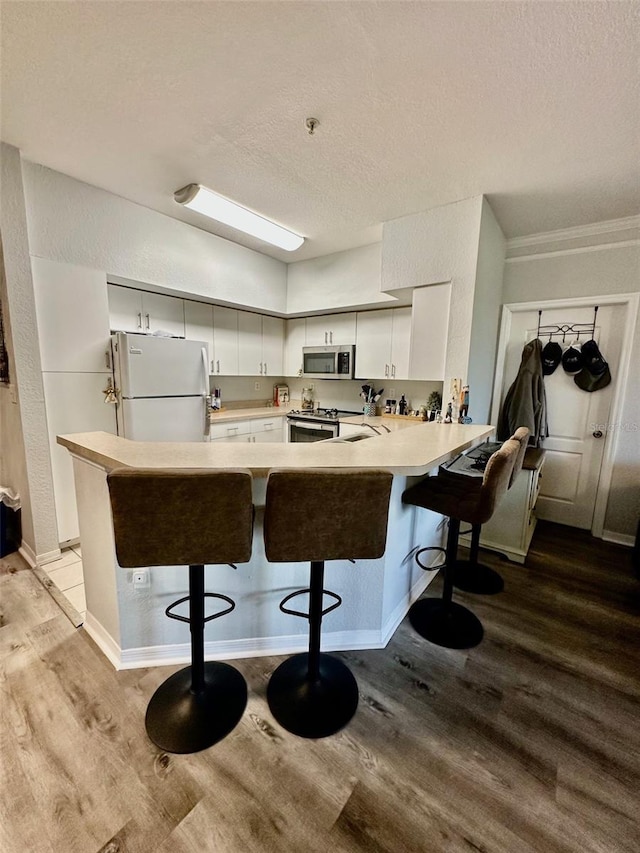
[238,312,284,376]
[184,301,214,371]
[284,318,305,377]
[408,283,451,380]
[213,306,239,376]
[305,312,356,346]
[185,302,238,375]
[32,257,111,373]
[108,284,185,337]
[355,307,411,380]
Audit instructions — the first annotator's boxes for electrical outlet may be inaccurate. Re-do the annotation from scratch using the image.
[254,382,260,391]
[132,569,150,589]
[388,388,395,398]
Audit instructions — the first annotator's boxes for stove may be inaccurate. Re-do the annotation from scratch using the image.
[287,408,363,442]
[288,407,361,422]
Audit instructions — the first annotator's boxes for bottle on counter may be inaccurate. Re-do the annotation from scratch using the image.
[398,394,407,415]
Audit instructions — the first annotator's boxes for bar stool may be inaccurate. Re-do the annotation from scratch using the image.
[107,467,254,754]
[263,468,393,738]
[402,439,519,649]
[447,427,530,594]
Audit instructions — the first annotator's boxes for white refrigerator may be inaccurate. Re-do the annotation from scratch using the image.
[112,332,210,441]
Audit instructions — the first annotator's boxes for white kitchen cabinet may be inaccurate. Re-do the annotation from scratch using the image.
[32,257,111,373]
[238,312,284,376]
[305,313,356,346]
[408,283,451,380]
[209,416,285,443]
[461,449,546,564]
[184,301,214,371]
[354,307,411,380]
[42,372,117,544]
[284,318,305,377]
[108,284,185,337]
[212,306,239,376]
[261,316,284,376]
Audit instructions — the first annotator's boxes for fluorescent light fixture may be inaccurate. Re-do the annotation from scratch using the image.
[174,183,304,252]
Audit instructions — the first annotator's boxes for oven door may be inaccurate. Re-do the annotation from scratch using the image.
[288,418,339,443]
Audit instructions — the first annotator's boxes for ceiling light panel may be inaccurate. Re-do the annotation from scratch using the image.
[174,184,304,251]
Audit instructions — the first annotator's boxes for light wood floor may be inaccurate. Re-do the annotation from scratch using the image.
[2,522,639,853]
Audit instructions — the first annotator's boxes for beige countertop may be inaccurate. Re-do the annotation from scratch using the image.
[209,405,292,423]
[58,422,494,477]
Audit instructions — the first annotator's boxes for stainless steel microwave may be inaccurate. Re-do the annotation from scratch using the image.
[302,345,355,380]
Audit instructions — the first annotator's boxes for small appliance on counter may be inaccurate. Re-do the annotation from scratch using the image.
[274,384,289,406]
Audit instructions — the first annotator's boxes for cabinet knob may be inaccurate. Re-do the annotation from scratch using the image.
[592,430,603,438]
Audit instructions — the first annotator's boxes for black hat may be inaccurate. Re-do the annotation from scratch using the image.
[541,341,562,375]
[580,340,608,376]
[562,345,584,375]
[574,339,611,392]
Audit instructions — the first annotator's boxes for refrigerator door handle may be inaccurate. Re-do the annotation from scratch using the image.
[201,346,210,438]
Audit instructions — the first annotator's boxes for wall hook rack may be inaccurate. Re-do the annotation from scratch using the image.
[536,305,598,343]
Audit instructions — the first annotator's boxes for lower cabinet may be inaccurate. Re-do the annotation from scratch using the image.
[461,449,546,564]
[209,416,286,443]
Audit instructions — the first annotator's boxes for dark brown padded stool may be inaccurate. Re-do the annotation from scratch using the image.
[443,427,530,594]
[263,468,393,738]
[107,467,253,754]
[402,439,519,649]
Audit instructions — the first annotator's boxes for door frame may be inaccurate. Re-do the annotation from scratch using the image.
[490,292,640,538]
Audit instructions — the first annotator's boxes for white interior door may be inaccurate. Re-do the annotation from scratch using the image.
[501,304,624,529]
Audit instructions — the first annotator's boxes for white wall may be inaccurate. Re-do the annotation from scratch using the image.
[381,196,486,395]
[286,243,398,314]
[467,198,507,424]
[503,241,640,538]
[0,144,59,559]
[21,162,288,313]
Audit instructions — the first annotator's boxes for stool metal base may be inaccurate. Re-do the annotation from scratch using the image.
[267,652,359,739]
[453,559,504,595]
[408,598,484,649]
[145,662,247,754]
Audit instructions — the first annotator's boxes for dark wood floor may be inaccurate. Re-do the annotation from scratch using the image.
[2,521,639,853]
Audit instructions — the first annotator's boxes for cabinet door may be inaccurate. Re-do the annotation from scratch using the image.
[209,420,251,441]
[284,318,305,377]
[212,306,239,375]
[329,312,357,346]
[184,301,214,373]
[42,372,117,544]
[261,316,284,376]
[305,315,329,346]
[250,417,283,442]
[108,284,144,333]
[390,307,412,380]
[409,283,451,380]
[33,258,111,373]
[142,292,185,337]
[355,310,392,379]
[238,312,263,375]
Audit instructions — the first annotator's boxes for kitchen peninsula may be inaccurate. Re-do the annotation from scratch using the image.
[58,422,493,670]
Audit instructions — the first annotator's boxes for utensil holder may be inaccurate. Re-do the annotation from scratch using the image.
[363,403,376,417]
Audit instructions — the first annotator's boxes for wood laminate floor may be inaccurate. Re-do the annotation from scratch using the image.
[1,521,639,853]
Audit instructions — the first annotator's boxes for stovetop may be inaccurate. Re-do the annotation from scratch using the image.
[288,407,362,422]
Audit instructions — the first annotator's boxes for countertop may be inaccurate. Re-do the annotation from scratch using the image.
[58,422,494,477]
[209,406,292,423]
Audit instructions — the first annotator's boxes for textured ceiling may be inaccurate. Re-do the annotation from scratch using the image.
[1,1,638,262]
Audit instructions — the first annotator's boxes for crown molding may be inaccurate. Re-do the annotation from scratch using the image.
[507,215,640,253]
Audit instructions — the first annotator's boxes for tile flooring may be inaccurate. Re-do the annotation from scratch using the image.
[43,544,86,622]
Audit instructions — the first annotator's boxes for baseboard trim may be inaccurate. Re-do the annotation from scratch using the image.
[19,541,37,568]
[83,613,123,670]
[84,585,433,672]
[36,547,63,567]
[602,530,634,548]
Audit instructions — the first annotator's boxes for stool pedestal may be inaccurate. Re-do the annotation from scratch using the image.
[145,564,247,753]
[267,561,359,738]
[408,519,484,650]
[453,524,504,595]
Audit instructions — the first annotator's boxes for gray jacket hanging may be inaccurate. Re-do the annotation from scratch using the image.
[498,338,548,446]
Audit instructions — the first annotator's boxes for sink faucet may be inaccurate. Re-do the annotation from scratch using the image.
[359,422,390,435]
